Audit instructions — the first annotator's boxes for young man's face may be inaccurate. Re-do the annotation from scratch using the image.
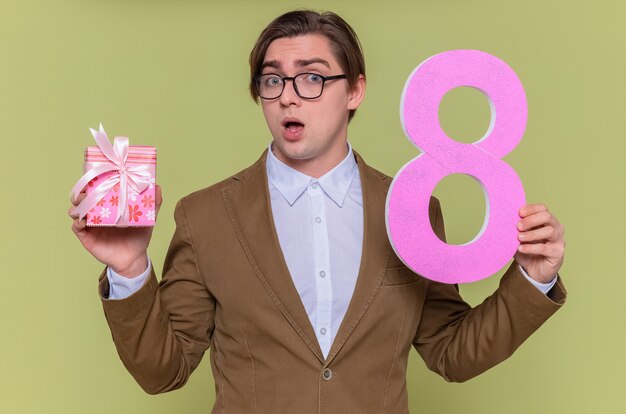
[259,34,365,176]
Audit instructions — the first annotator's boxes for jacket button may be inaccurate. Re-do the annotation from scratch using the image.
[322,368,333,381]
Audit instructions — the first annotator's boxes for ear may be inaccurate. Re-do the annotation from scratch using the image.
[347,74,366,111]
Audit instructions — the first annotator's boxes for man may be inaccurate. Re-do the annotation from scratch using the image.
[69,10,566,413]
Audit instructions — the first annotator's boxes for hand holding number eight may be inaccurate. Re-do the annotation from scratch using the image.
[515,203,565,284]
[385,50,565,284]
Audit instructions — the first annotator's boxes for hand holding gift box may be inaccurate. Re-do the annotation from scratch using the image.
[70,124,157,227]
[68,124,160,278]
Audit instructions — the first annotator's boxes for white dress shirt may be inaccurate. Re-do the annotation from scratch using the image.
[265,141,363,358]
[107,141,557,358]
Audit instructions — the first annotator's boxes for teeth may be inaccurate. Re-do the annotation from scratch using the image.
[285,122,303,131]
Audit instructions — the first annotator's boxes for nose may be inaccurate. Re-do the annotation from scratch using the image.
[279,79,301,107]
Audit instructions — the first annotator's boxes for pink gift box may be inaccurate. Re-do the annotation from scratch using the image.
[84,145,157,227]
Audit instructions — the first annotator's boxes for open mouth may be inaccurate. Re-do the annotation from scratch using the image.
[283,120,304,131]
[282,118,305,140]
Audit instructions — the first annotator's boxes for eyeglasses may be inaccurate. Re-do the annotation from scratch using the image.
[254,72,348,100]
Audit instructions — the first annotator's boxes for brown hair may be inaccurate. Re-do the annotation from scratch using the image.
[249,10,365,121]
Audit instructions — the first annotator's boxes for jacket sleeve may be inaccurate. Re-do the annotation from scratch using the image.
[99,199,215,394]
[413,199,566,382]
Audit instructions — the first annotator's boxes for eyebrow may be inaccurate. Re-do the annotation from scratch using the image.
[260,58,332,71]
[260,60,281,71]
[295,58,331,69]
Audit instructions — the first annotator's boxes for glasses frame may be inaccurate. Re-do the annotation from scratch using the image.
[254,72,348,100]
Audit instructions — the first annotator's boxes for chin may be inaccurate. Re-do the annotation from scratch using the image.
[283,148,314,161]
[274,138,303,155]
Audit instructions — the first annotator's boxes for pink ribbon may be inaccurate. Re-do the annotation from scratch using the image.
[70,124,153,226]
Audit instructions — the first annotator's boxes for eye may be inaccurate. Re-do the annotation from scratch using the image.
[263,75,283,87]
[304,73,323,84]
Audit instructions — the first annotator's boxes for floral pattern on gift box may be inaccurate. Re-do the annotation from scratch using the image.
[128,204,143,222]
[77,134,156,227]
[141,194,154,208]
[128,188,139,202]
[86,186,154,226]
[85,171,155,226]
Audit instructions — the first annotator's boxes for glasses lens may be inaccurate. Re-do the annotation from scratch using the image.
[257,75,284,99]
[294,73,324,99]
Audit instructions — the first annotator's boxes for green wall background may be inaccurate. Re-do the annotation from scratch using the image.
[1,0,624,412]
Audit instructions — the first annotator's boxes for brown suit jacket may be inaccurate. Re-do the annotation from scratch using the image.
[99,149,566,413]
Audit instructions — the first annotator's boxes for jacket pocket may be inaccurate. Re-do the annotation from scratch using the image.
[381,266,423,287]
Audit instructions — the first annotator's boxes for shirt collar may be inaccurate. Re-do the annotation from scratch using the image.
[265,141,358,207]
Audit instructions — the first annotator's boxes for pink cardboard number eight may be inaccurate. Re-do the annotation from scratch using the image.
[385,50,527,284]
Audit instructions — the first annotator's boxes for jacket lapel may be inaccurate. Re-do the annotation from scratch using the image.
[222,149,325,363]
[325,150,392,365]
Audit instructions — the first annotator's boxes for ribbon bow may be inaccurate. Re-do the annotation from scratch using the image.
[70,124,153,226]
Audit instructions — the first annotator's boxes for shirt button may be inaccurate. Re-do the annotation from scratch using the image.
[322,368,333,381]
[320,327,327,335]
[319,270,326,278]
[311,183,319,189]
[315,217,322,223]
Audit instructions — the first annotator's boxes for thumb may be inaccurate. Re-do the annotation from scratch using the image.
[154,185,163,217]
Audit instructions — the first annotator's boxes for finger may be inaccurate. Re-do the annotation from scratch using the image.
[518,203,548,218]
[155,185,162,208]
[155,185,163,215]
[69,194,88,219]
[518,241,564,259]
[71,217,87,235]
[70,191,87,207]
[68,205,79,219]
[70,186,87,205]
[518,225,562,243]
[517,210,554,231]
